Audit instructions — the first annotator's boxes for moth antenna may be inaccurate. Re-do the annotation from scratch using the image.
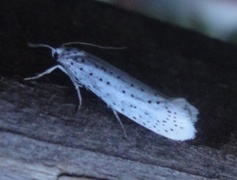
[62,41,126,50]
[28,42,55,51]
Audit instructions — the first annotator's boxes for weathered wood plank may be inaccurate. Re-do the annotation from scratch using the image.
[0,77,235,179]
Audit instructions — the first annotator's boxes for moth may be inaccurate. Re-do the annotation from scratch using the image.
[25,42,198,141]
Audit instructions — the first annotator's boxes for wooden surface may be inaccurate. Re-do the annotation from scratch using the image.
[1,0,237,179]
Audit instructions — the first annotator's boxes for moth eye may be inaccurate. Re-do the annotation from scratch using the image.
[53,52,59,60]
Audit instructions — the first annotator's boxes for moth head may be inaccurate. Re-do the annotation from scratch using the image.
[53,48,65,60]
[28,43,63,60]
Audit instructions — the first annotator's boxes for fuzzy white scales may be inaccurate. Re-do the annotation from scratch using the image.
[25,43,198,141]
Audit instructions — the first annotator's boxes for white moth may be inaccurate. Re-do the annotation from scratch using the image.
[25,42,198,141]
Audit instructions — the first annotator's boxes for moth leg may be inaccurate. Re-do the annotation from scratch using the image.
[65,75,83,111]
[112,109,127,138]
[74,83,82,111]
[24,65,67,80]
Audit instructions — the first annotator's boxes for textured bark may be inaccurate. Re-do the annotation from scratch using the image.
[0,0,237,179]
